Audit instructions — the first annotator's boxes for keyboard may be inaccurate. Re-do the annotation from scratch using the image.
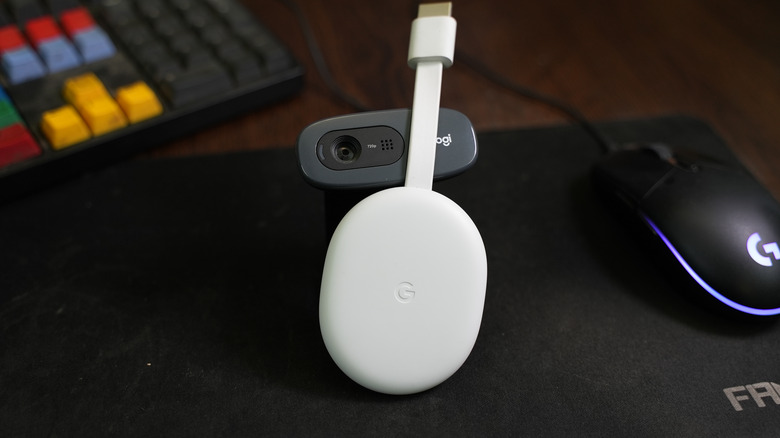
[0,0,303,202]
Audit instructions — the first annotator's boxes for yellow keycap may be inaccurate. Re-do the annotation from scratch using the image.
[115,81,163,123]
[40,105,91,149]
[79,96,128,136]
[63,72,110,109]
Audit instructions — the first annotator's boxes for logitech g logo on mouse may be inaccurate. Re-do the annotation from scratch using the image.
[436,134,452,147]
[747,233,780,267]
[395,282,416,303]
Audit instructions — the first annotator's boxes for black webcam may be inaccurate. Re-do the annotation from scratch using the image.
[296,108,478,233]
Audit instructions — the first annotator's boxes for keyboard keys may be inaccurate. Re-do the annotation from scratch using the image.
[59,6,94,34]
[99,0,137,28]
[2,3,119,82]
[219,46,263,84]
[151,14,185,39]
[62,72,127,135]
[25,15,83,72]
[136,1,172,20]
[0,123,41,166]
[182,5,216,30]
[7,0,47,24]
[115,81,163,123]
[0,86,41,165]
[0,0,303,202]
[59,7,116,62]
[62,72,109,106]
[0,97,22,127]
[40,105,90,149]
[1,47,47,84]
[158,63,231,107]
[37,37,82,72]
[0,25,47,84]
[70,27,116,62]
[79,97,127,135]
[24,15,61,43]
[255,41,293,74]
[48,0,82,16]
[115,23,155,50]
[39,71,162,148]
[0,25,27,51]
[200,24,230,47]
[169,32,210,66]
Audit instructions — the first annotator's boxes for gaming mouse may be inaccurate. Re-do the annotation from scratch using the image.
[591,144,780,317]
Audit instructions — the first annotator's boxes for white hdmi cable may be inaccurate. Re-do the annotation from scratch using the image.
[404,2,457,190]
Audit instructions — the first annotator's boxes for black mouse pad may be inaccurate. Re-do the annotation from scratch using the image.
[2,115,778,436]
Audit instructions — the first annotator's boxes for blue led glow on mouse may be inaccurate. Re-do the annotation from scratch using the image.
[644,216,780,316]
[592,144,780,318]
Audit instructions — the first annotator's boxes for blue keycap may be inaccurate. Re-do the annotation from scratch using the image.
[1,47,47,84]
[73,27,116,63]
[37,37,82,72]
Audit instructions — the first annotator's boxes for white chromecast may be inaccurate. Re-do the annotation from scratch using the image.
[319,2,488,395]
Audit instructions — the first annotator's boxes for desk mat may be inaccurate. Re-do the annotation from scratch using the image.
[2,115,778,436]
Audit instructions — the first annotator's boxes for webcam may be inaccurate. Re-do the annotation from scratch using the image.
[297,108,477,234]
[296,108,477,191]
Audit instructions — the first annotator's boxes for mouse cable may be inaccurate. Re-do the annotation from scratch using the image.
[454,49,618,154]
[276,0,372,112]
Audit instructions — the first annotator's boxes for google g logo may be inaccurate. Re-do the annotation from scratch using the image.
[395,282,416,303]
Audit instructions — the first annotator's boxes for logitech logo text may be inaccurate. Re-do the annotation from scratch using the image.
[747,233,780,267]
[724,382,780,411]
[436,134,452,147]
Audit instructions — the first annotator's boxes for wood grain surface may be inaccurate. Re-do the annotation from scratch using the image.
[151,0,780,194]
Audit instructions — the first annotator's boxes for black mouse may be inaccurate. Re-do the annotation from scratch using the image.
[591,143,780,317]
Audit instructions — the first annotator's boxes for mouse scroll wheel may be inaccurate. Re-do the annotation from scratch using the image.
[641,143,674,162]
[675,160,701,172]
[624,142,675,163]
[637,143,702,171]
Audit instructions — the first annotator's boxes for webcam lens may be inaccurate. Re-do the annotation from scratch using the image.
[332,136,361,163]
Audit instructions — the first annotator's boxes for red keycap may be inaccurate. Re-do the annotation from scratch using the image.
[0,124,42,167]
[60,7,95,37]
[25,16,62,47]
[0,26,26,53]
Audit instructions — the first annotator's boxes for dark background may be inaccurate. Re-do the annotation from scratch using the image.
[151,0,780,198]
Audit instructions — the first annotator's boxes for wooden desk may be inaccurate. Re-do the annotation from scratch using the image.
[152,0,780,194]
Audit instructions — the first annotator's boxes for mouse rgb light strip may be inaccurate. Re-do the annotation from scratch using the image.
[643,215,780,316]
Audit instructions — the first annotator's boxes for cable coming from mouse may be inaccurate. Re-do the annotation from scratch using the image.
[276,0,371,112]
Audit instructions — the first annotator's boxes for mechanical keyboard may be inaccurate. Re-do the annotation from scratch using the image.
[0,0,303,202]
